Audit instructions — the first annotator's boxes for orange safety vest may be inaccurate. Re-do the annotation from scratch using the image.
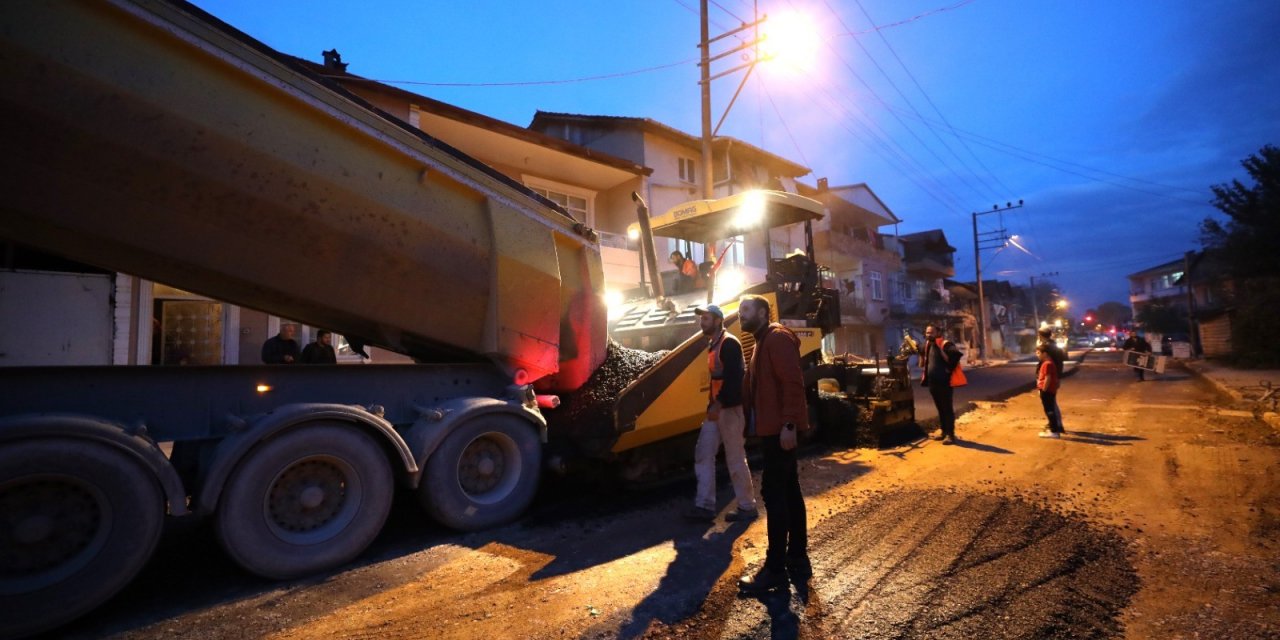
[921,337,967,387]
[708,330,729,402]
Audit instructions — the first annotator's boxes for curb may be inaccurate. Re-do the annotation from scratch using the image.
[1183,361,1280,431]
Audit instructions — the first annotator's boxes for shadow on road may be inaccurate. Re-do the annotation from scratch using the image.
[952,438,1014,454]
[613,520,750,639]
[1063,431,1146,446]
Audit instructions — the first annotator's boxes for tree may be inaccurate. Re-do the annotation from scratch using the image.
[1201,144,1280,366]
[1202,144,1280,278]
[1095,301,1131,327]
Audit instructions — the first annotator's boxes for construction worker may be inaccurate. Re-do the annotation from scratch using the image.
[685,304,757,522]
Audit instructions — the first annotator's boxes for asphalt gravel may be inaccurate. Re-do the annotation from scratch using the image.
[655,487,1139,640]
[545,340,669,455]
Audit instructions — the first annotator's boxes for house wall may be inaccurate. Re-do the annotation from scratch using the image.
[0,271,112,365]
[1199,315,1233,357]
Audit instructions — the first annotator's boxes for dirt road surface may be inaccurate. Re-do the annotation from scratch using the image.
[46,352,1280,639]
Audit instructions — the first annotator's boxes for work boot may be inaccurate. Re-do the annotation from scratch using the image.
[941,435,956,445]
[724,507,758,522]
[738,565,788,594]
[787,556,813,583]
[682,506,716,522]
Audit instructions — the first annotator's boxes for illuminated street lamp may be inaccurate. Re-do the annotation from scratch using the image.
[698,5,814,199]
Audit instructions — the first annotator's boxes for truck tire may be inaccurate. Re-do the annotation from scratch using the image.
[0,438,164,639]
[418,414,541,531]
[214,423,392,580]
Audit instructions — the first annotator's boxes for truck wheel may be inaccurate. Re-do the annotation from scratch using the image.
[418,414,541,531]
[0,438,164,639]
[214,423,392,580]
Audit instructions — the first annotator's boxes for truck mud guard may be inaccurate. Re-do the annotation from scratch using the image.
[402,396,546,485]
[0,413,189,516]
[195,403,416,516]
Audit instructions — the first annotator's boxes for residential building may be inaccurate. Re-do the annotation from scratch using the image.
[886,230,977,358]
[1129,251,1235,357]
[529,112,810,292]
[797,182,903,357]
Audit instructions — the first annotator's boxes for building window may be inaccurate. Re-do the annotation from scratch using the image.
[869,270,883,301]
[678,157,697,184]
[523,176,594,227]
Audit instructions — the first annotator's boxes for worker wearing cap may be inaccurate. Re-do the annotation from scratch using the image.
[685,304,757,523]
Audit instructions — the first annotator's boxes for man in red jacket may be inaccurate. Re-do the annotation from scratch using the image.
[736,294,811,594]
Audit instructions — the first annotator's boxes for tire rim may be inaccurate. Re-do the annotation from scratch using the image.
[456,431,521,505]
[0,475,112,594]
[262,456,362,545]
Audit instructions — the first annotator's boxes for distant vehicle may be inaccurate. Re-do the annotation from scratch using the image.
[1073,337,1093,347]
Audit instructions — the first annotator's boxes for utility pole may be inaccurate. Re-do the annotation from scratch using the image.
[1184,250,1198,357]
[698,2,767,200]
[1029,271,1058,330]
[972,201,1023,361]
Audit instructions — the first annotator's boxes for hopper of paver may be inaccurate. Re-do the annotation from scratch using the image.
[0,0,606,390]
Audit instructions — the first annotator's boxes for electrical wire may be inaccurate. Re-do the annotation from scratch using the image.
[757,75,810,168]
[836,1,978,39]
[852,0,1013,200]
[816,0,995,205]
[370,58,694,87]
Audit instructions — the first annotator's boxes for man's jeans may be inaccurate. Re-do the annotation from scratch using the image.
[761,435,807,569]
[694,405,756,511]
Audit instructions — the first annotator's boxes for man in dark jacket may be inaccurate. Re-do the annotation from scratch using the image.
[301,329,338,364]
[1037,327,1067,432]
[261,323,300,364]
[685,304,756,522]
[1122,330,1153,381]
[921,324,963,444]
[737,294,811,594]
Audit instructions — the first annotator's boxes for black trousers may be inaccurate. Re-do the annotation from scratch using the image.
[928,381,956,437]
[1040,390,1063,432]
[761,435,807,569]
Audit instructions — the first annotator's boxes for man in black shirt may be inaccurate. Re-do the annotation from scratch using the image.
[261,323,300,364]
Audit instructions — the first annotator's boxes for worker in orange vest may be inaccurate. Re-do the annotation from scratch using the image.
[685,304,757,523]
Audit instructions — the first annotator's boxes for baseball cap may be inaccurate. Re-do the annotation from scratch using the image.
[694,304,724,319]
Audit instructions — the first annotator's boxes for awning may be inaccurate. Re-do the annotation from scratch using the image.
[629,190,824,244]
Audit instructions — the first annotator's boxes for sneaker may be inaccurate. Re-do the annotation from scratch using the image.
[931,433,947,441]
[1038,431,1061,439]
[724,507,759,522]
[682,506,716,522]
[738,565,788,593]
[941,435,956,445]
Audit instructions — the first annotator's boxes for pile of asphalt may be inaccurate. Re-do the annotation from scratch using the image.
[545,340,669,456]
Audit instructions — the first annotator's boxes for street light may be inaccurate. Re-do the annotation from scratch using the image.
[698,5,815,199]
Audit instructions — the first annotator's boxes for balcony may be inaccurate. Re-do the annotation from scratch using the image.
[903,255,955,279]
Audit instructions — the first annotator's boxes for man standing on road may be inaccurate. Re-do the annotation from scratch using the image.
[1037,327,1067,432]
[737,294,811,594]
[1036,344,1064,438]
[1122,330,1153,381]
[921,324,963,445]
[685,304,757,523]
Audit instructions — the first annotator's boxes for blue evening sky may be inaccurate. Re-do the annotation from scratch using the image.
[190,0,1280,314]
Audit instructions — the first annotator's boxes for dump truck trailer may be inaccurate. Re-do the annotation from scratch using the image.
[0,0,618,636]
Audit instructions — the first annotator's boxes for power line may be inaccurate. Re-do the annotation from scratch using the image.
[757,75,809,168]
[815,0,996,205]
[836,0,979,38]
[851,0,1013,200]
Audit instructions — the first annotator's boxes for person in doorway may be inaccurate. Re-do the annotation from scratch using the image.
[737,294,811,594]
[920,324,963,445]
[1122,330,1153,381]
[301,329,338,364]
[684,304,757,523]
[1037,327,1067,431]
[670,250,697,293]
[261,323,300,364]
[1036,344,1064,438]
